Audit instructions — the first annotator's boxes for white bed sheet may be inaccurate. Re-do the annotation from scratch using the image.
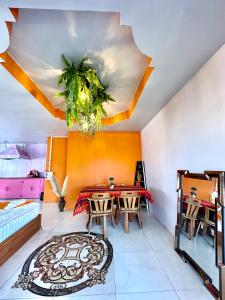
[0,200,40,243]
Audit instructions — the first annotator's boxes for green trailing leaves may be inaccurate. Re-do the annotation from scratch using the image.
[57,55,115,134]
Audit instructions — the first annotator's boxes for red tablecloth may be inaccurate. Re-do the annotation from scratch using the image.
[73,185,153,216]
[183,195,215,209]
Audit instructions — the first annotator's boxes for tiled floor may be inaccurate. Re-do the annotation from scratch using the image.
[0,203,214,300]
[180,232,219,290]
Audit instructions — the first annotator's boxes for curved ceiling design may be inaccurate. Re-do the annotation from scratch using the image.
[1,0,225,142]
[0,4,16,61]
[1,8,153,126]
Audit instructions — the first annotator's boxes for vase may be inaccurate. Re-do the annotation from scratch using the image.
[110,183,114,190]
[58,196,65,212]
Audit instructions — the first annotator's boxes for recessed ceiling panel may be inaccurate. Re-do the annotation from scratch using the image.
[8,9,149,117]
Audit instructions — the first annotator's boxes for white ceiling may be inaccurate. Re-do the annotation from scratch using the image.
[9,9,148,116]
[0,65,67,143]
[1,0,225,142]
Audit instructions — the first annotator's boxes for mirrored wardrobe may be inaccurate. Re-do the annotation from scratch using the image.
[175,170,225,299]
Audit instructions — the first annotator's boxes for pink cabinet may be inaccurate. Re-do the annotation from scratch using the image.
[0,178,45,199]
[0,179,22,199]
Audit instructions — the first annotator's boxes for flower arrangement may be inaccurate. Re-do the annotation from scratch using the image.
[49,175,68,211]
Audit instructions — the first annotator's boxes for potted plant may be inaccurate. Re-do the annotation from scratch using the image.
[190,186,197,198]
[57,55,115,135]
[49,175,68,211]
[109,177,114,189]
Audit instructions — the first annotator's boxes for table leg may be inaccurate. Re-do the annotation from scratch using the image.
[125,212,129,233]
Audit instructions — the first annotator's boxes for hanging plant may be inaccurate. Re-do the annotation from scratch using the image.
[57,55,115,135]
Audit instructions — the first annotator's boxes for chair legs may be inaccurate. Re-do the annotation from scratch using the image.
[88,214,114,239]
[88,216,93,234]
[88,210,142,236]
[145,198,150,212]
[103,215,108,239]
[124,212,129,233]
[111,215,115,227]
[188,219,195,240]
[122,211,142,233]
[137,212,142,228]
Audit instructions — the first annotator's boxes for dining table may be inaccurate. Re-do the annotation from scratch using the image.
[73,185,153,216]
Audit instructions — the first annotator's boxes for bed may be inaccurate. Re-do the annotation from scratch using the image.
[0,200,41,266]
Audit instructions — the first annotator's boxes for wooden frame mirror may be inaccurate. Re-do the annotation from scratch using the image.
[175,170,225,299]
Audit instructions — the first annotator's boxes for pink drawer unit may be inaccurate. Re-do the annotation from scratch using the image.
[21,179,40,199]
[0,178,45,199]
[0,179,22,199]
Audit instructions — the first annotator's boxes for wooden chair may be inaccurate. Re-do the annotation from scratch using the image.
[118,191,142,233]
[195,207,215,247]
[182,198,201,240]
[88,192,115,239]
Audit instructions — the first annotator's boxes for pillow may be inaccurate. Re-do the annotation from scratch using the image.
[0,201,10,210]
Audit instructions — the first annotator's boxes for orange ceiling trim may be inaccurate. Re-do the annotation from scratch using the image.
[101,63,154,126]
[0,52,153,125]
[5,8,19,37]
[0,52,61,117]
[1,7,154,126]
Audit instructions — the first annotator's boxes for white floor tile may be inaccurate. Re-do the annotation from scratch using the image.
[177,288,215,300]
[114,250,173,293]
[141,212,165,229]
[0,204,214,299]
[112,224,151,252]
[116,291,179,300]
[0,267,50,299]
[0,254,25,288]
[155,249,203,290]
[143,225,174,250]
[15,230,52,257]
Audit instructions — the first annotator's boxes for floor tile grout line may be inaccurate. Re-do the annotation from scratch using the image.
[152,248,181,292]
[0,262,24,291]
[115,289,180,294]
[2,206,211,300]
[112,246,117,295]
[140,216,179,293]
[175,290,182,300]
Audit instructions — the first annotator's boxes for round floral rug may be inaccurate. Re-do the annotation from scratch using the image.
[13,232,113,296]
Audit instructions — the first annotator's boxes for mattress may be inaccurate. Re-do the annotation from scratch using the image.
[0,200,40,243]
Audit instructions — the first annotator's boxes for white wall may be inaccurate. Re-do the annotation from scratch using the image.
[141,44,225,235]
[0,143,46,177]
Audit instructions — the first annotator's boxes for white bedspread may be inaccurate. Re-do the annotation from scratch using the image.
[0,200,40,243]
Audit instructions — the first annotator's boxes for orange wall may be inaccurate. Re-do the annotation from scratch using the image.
[44,137,67,203]
[182,177,217,202]
[44,132,142,210]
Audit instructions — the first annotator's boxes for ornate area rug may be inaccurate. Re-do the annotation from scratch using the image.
[13,232,113,296]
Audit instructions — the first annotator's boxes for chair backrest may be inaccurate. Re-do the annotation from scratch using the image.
[92,192,110,199]
[121,191,137,197]
[89,193,113,215]
[119,191,140,211]
[185,198,201,219]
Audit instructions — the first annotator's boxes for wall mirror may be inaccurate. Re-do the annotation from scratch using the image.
[175,170,225,299]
